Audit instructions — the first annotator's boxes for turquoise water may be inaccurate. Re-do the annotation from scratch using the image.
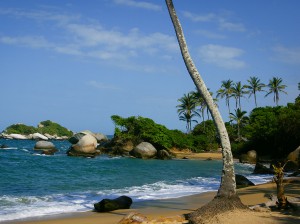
[0,139,272,222]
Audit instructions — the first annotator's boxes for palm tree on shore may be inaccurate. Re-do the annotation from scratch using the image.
[177,93,199,133]
[245,76,265,107]
[232,81,247,110]
[216,79,233,117]
[265,77,287,106]
[166,1,244,222]
[229,108,249,141]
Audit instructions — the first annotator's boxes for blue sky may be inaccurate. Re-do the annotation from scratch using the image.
[0,0,299,135]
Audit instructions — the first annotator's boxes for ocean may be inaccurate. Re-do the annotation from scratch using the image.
[0,139,272,222]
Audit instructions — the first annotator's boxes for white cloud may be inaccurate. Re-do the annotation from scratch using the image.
[87,81,120,90]
[272,45,300,65]
[182,10,246,33]
[182,11,215,22]
[113,0,162,11]
[198,44,246,69]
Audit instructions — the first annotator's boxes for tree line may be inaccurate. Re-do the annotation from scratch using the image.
[177,76,288,133]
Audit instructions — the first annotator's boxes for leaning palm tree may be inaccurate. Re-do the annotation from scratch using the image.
[265,77,287,106]
[229,108,249,141]
[232,81,248,110]
[216,79,233,117]
[166,1,246,223]
[245,76,265,107]
[177,93,198,133]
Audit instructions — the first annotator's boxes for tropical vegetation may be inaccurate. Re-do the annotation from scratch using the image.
[3,120,73,137]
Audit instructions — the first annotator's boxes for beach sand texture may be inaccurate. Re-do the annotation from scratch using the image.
[16,180,300,224]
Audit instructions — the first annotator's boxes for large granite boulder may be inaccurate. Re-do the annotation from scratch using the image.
[235,174,255,188]
[69,130,107,144]
[32,133,48,140]
[130,142,157,159]
[94,196,132,212]
[67,134,98,157]
[239,150,257,164]
[287,146,300,169]
[34,141,57,155]
[8,134,27,140]
[157,149,172,160]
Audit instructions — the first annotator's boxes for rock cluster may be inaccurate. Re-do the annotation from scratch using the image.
[0,133,69,140]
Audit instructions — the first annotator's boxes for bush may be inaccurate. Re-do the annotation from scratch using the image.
[5,124,37,135]
[37,120,73,137]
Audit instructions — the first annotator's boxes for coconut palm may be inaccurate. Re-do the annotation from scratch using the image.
[229,108,249,141]
[245,76,265,107]
[265,77,287,106]
[177,93,199,133]
[166,1,244,222]
[232,81,248,110]
[216,79,233,117]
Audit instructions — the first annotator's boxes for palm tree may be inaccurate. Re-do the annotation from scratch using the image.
[232,81,247,110]
[216,79,233,117]
[265,77,287,106]
[229,108,249,141]
[191,90,206,123]
[245,76,265,107]
[166,1,244,222]
[177,93,199,133]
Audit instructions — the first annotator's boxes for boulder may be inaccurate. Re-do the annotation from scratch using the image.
[287,146,300,169]
[235,174,255,188]
[69,130,108,144]
[34,140,57,155]
[8,134,27,140]
[157,149,172,160]
[32,133,48,140]
[239,150,257,164]
[253,163,274,174]
[67,134,98,157]
[94,195,133,212]
[130,142,157,159]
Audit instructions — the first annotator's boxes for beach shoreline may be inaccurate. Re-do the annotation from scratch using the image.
[11,179,300,224]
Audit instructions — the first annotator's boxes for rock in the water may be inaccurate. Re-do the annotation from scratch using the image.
[235,174,255,188]
[67,134,98,157]
[157,149,172,160]
[8,134,27,140]
[32,133,48,140]
[253,163,274,174]
[130,142,157,159]
[34,140,57,155]
[94,196,133,212]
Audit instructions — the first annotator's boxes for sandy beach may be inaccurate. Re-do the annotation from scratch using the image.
[14,177,300,224]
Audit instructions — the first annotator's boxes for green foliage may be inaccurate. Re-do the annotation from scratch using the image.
[245,99,300,158]
[5,124,37,135]
[111,115,217,151]
[4,120,73,137]
[37,120,73,137]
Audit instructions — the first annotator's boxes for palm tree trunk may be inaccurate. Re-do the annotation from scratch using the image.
[254,92,257,107]
[166,0,236,198]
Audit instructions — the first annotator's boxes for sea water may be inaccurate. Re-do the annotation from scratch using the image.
[0,139,272,222]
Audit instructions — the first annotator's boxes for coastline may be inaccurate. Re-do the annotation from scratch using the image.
[13,179,300,224]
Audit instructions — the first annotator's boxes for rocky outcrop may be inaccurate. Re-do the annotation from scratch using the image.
[31,133,48,140]
[235,174,255,188]
[287,146,300,169]
[7,134,27,140]
[67,133,99,157]
[130,142,157,159]
[239,150,257,164]
[34,140,57,155]
[253,163,274,174]
[94,196,133,212]
[157,149,172,160]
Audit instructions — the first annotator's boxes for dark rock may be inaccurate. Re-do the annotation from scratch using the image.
[0,144,9,149]
[94,196,133,212]
[287,146,300,169]
[253,163,274,174]
[157,149,172,160]
[235,174,255,188]
[288,170,300,177]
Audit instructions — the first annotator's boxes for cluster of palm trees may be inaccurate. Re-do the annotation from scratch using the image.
[177,76,287,133]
